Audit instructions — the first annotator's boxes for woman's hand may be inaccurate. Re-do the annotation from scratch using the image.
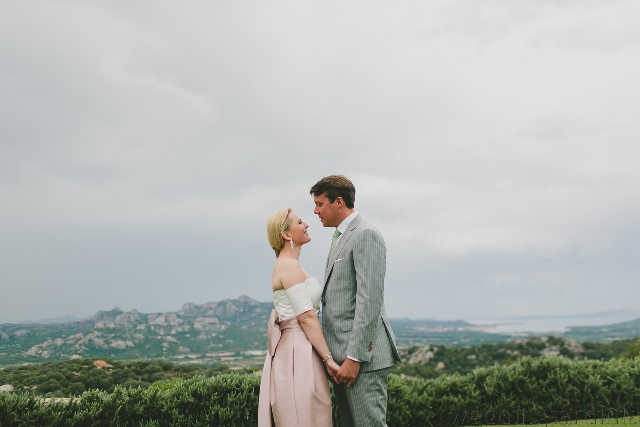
[326,359,341,382]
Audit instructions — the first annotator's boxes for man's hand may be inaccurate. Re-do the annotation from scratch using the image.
[334,358,360,387]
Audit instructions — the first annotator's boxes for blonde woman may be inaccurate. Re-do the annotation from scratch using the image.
[258,208,339,427]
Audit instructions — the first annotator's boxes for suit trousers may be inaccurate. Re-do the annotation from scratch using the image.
[333,367,390,427]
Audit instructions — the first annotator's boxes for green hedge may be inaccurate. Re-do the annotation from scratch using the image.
[0,374,259,427]
[0,357,255,397]
[1,357,639,426]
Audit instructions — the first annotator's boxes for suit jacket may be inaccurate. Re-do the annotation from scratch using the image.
[321,214,401,372]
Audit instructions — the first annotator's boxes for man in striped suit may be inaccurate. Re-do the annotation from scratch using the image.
[310,175,401,427]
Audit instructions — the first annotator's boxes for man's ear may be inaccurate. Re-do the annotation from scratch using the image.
[335,197,344,208]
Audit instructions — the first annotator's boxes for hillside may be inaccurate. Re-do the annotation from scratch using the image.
[563,317,640,342]
[3,297,640,367]
[0,296,272,366]
[391,318,513,346]
[392,336,639,379]
[0,298,516,366]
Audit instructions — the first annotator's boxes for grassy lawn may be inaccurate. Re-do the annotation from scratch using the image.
[477,419,639,427]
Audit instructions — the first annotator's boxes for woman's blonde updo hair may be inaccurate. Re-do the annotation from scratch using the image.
[266,207,292,257]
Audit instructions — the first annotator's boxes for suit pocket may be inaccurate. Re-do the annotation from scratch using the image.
[340,319,353,332]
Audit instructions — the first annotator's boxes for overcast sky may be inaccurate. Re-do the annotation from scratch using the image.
[1,1,639,324]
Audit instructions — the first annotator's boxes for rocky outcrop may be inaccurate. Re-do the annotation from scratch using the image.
[407,345,437,364]
[1,296,273,365]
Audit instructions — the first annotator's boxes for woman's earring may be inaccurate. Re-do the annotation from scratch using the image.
[290,239,294,249]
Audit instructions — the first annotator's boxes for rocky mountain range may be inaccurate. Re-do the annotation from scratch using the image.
[0,298,516,366]
[2,296,640,367]
[0,296,273,366]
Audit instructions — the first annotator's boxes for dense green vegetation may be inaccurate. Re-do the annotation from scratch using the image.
[0,374,259,427]
[0,358,256,397]
[391,336,640,379]
[1,357,640,426]
[2,337,638,397]
[482,422,638,427]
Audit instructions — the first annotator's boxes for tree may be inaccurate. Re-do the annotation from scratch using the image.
[622,338,640,360]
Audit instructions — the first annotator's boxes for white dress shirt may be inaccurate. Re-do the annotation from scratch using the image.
[335,210,358,245]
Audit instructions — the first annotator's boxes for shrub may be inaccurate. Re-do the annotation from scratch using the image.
[1,358,640,426]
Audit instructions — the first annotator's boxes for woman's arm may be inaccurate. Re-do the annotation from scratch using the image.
[296,310,341,378]
[278,259,341,378]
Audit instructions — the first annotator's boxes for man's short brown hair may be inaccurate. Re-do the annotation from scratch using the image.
[309,175,356,209]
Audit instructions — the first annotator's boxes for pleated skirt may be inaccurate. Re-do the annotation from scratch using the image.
[258,310,332,427]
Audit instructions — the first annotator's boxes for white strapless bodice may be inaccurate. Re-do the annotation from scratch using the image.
[273,277,322,321]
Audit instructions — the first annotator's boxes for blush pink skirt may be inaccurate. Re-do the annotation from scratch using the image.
[258,310,332,427]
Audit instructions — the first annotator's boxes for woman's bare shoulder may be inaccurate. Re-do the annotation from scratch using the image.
[273,257,306,289]
[273,257,300,273]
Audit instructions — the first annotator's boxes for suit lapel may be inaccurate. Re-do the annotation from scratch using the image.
[323,214,362,292]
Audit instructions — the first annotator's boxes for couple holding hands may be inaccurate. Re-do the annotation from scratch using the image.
[258,175,401,427]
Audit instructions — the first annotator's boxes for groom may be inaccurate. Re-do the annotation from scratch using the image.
[310,175,400,427]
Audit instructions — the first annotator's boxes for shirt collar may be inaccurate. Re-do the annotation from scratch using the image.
[336,211,358,235]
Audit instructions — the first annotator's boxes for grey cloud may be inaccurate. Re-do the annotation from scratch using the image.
[1,1,639,323]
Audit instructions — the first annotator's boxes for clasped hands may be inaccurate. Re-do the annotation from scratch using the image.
[326,358,360,388]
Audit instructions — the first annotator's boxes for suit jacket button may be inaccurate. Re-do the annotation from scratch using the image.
[368,341,373,352]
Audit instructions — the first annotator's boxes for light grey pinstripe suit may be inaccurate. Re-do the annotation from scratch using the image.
[322,214,401,427]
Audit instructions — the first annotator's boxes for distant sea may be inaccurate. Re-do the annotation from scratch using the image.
[467,311,640,335]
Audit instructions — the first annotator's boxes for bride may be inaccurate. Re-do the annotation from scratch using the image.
[258,208,339,427]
